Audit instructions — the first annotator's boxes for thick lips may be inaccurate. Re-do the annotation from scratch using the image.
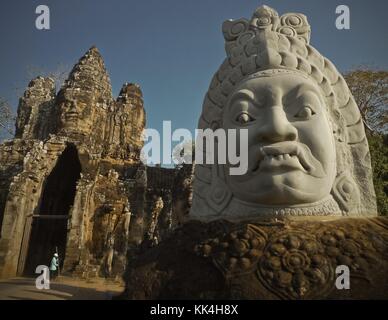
[65,111,79,121]
[252,142,325,178]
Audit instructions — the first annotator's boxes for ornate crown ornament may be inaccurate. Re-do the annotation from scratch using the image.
[191,5,377,220]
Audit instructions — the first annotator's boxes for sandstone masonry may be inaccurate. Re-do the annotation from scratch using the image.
[0,47,192,279]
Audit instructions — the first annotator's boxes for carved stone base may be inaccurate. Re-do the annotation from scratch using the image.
[122,217,388,299]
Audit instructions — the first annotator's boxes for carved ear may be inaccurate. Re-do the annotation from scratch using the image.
[332,172,360,213]
[205,135,232,214]
[206,165,232,214]
[206,176,232,214]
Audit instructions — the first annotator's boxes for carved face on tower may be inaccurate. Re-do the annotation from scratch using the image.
[58,91,95,135]
[56,46,113,139]
[60,98,82,129]
[58,88,105,137]
[223,72,336,205]
[190,5,377,220]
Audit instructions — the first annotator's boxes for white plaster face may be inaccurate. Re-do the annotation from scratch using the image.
[222,72,336,205]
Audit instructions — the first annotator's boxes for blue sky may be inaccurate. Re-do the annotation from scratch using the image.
[1,0,388,138]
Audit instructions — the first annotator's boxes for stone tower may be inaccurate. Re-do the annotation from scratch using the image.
[0,47,154,279]
[15,77,56,140]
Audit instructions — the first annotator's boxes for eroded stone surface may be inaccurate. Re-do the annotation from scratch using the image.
[0,47,193,279]
[122,217,388,299]
[15,77,56,140]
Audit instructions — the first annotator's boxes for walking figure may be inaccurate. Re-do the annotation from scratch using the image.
[49,253,59,280]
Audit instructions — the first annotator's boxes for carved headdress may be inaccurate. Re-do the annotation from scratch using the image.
[191,5,377,220]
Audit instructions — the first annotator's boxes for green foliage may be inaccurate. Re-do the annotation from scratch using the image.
[367,133,388,215]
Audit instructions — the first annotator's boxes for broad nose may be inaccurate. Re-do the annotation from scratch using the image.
[257,107,298,143]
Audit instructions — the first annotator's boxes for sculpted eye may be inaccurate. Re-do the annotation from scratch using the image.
[295,106,316,120]
[236,112,255,125]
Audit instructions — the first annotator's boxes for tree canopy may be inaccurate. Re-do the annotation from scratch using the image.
[345,67,388,215]
[344,68,388,133]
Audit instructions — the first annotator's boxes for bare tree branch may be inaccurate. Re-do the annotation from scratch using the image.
[0,98,15,139]
[344,67,388,133]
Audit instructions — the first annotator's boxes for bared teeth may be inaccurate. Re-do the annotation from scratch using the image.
[263,153,294,160]
[261,153,298,164]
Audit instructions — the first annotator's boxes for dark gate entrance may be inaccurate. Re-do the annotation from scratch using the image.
[21,144,81,276]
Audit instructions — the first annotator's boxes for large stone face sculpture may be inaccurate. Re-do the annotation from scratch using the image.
[56,46,113,143]
[191,5,377,219]
[122,5,387,301]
